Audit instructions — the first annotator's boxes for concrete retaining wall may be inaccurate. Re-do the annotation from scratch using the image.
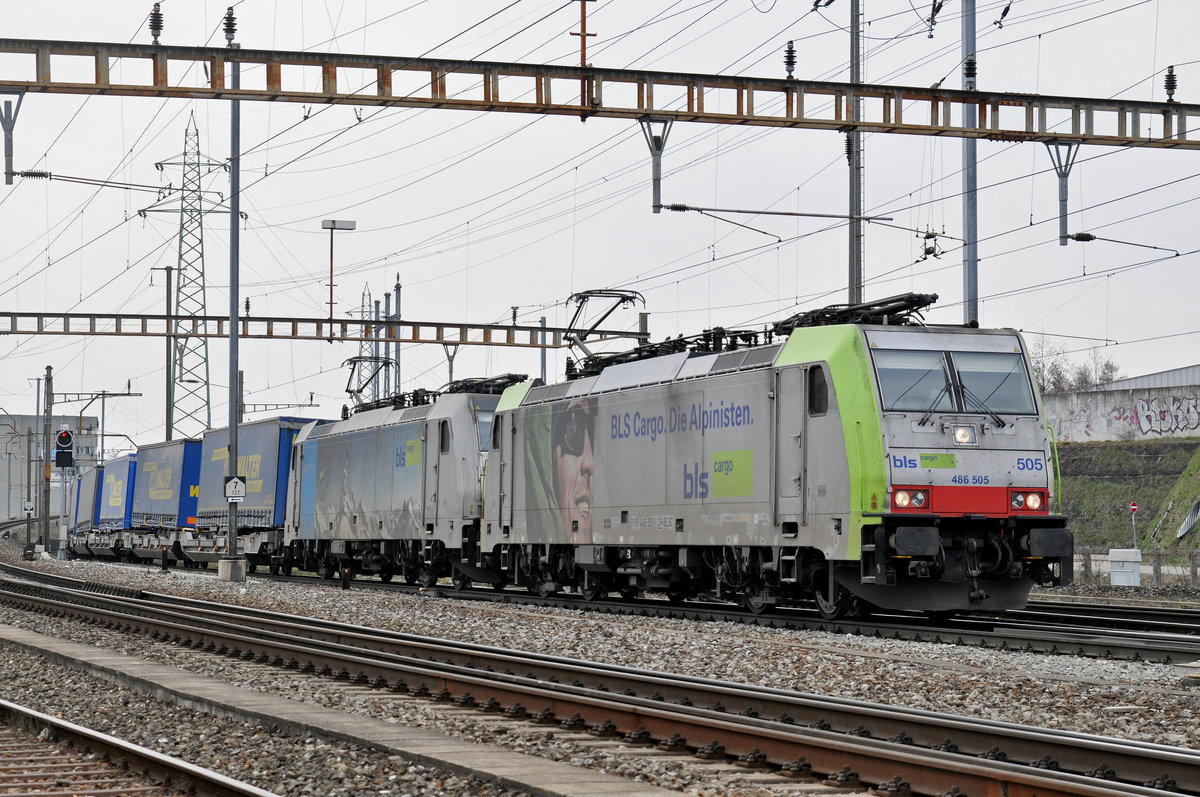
[1044,386,1200,442]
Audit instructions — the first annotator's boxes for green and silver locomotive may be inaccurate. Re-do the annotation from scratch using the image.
[478,294,1072,616]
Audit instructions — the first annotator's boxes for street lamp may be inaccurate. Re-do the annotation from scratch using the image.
[321,219,356,338]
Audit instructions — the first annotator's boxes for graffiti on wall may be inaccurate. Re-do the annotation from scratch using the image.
[1062,405,1095,439]
[1132,396,1200,435]
[1047,391,1200,442]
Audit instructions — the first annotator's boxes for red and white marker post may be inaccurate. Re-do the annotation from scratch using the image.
[1130,502,1138,548]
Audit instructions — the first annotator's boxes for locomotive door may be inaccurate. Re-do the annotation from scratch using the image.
[424,419,449,530]
[774,366,806,524]
[497,412,514,530]
[804,363,843,524]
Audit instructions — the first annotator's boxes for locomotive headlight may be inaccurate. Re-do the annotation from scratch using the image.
[893,490,928,510]
[952,424,978,445]
[1011,492,1045,511]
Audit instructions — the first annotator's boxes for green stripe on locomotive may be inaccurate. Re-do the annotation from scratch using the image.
[774,324,887,560]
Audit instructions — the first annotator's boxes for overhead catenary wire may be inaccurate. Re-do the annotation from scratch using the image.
[4,0,1118,304]
[2,0,1190,400]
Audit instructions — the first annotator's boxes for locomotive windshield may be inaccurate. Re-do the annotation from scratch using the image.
[873,350,955,412]
[952,352,1037,415]
[472,396,501,451]
[873,348,1036,416]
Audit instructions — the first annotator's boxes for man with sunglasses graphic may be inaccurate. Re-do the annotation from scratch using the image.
[549,397,595,535]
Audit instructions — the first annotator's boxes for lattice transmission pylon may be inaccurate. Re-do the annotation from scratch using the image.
[149,113,226,439]
[358,284,377,404]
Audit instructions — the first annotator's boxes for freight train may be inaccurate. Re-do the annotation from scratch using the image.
[68,294,1073,617]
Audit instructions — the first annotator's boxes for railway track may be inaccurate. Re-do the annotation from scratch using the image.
[259,568,1200,663]
[0,697,276,797]
[0,565,1193,797]
[1020,600,1200,633]
[7,554,1200,663]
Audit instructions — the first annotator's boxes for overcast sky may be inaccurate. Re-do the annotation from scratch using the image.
[1,0,1197,452]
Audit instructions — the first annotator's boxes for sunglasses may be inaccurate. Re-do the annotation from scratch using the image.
[556,405,593,457]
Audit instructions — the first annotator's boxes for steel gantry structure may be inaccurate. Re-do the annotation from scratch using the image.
[0,39,1196,149]
[0,37,1197,350]
[0,311,643,350]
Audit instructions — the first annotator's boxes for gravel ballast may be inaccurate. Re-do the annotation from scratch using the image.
[1,536,1197,795]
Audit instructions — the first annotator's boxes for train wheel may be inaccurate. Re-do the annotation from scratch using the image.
[417,569,438,588]
[666,587,688,605]
[452,572,471,591]
[281,565,293,577]
[490,579,507,592]
[247,563,257,574]
[379,569,394,584]
[318,561,335,580]
[741,584,769,615]
[580,581,606,602]
[849,598,873,619]
[403,571,418,585]
[618,584,640,601]
[814,589,844,620]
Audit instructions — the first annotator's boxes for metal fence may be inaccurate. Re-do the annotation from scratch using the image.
[1075,546,1200,587]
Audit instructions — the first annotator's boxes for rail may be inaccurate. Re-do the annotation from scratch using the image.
[0,574,1193,797]
[0,697,278,796]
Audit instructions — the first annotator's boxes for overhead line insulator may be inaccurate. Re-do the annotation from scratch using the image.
[149,3,164,46]
[223,7,237,44]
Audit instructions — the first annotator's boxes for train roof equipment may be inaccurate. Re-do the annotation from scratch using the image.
[566,292,940,381]
[349,373,530,416]
[563,289,648,361]
[773,292,939,333]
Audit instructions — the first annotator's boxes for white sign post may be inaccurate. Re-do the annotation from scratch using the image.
[224,476,247,503]
[1130,501,1138,548]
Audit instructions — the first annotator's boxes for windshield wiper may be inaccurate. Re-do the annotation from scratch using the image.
[960,382,1006,428]
[918,384,950,426]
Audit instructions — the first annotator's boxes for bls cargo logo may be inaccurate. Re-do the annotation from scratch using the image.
[394,439,422,468]
[683,450,753,499]
[682,463,709,499]
[892,453,956,469]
